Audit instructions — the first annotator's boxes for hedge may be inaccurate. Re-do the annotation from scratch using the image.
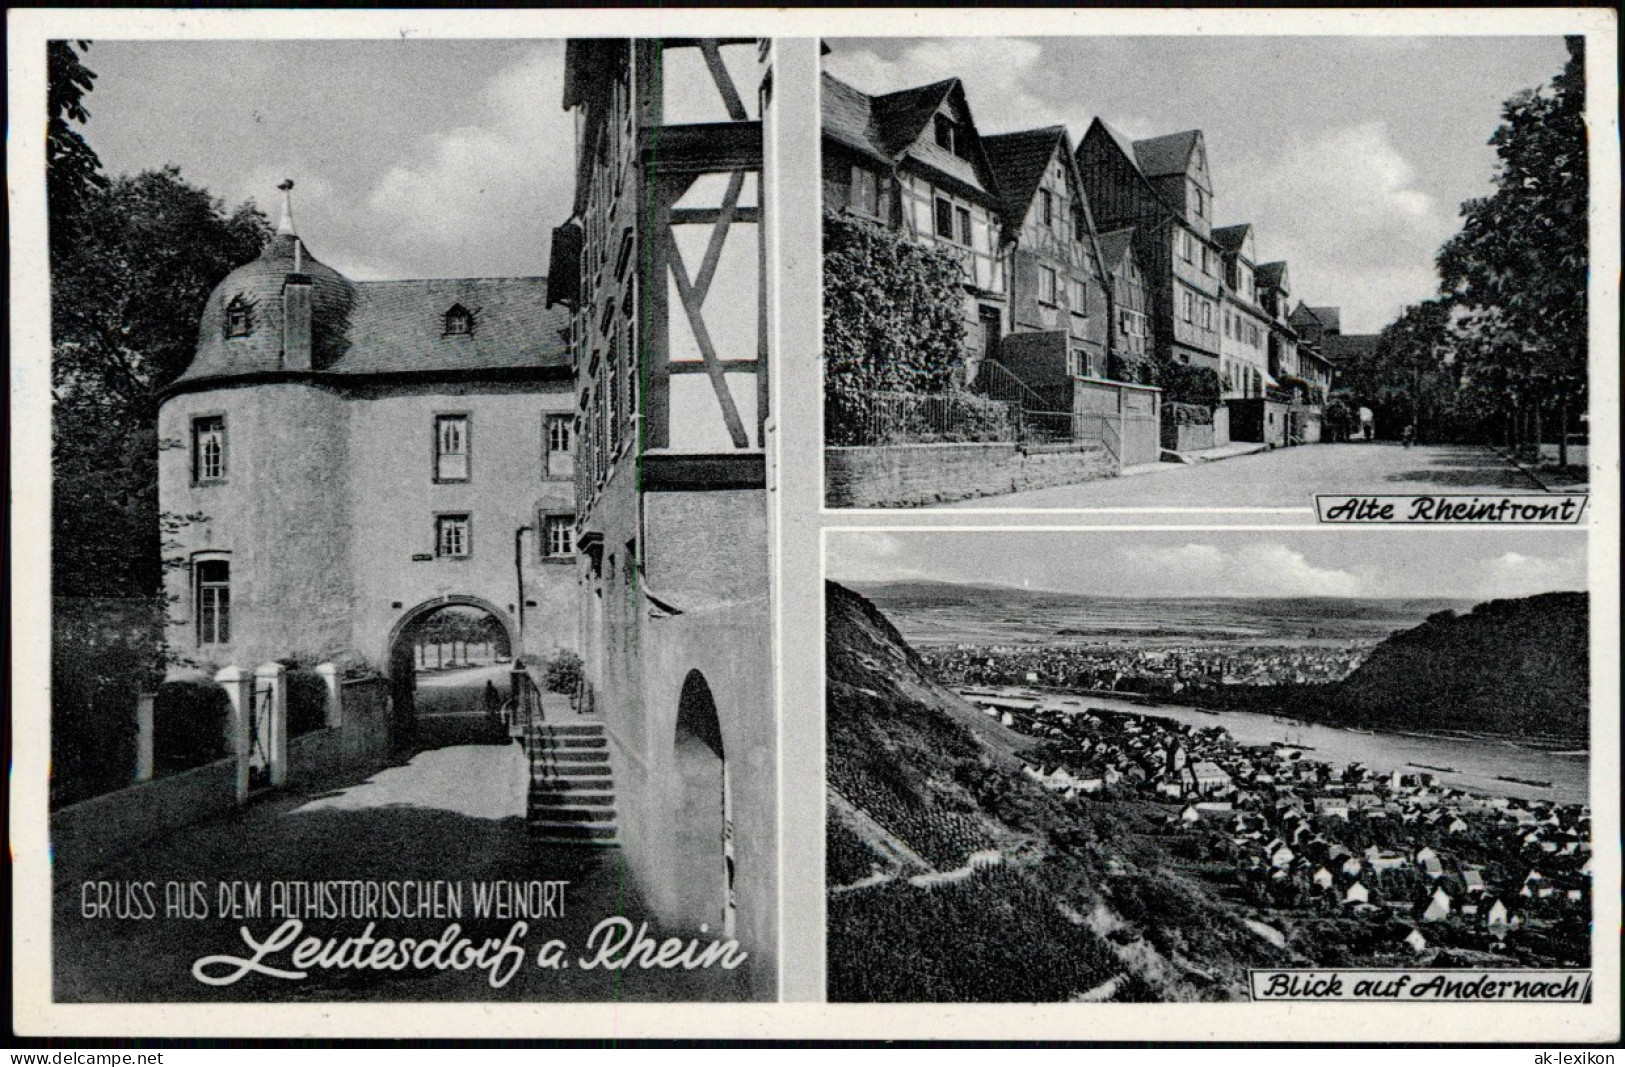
[152,679,232,774]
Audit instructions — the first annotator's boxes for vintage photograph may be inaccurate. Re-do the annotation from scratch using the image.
[824,529,1592,1001]
[820,36,1591,509]
[44,36,777,1001]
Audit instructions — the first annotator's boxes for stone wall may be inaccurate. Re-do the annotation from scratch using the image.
[825,442,1115,508]
[51,758,238,885]
[286,676,393,787]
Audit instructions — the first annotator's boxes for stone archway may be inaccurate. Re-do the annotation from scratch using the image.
[673,670,735,937]
[385,596,519,745]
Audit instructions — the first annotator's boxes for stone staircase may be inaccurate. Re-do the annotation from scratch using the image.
[526,717,621,848]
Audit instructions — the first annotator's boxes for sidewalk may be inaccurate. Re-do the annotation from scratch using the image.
[1499,447,1590,494]
[1122,440,1270,477]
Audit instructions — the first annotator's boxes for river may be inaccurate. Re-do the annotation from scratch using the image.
[973,687,1589,807]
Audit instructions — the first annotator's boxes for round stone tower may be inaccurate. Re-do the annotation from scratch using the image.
[157,184,357,675]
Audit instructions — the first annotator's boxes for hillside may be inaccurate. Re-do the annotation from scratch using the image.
[825,581,1296,1003]
[1328,592,1588,742]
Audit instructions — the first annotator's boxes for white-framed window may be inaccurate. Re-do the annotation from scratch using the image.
[194,557,230,647]
[1200,300,1214,331]
[1179,230,1193,262]
[934,197,954,239]
[192,415,226,484]
[1194,186,1206,218]
[934,114,956,154]
[1038,265,1058,305]
[436,514,471,559]
[1182,289,1195,323]
[956,206,972,246]
[1039,189,1054,229]
[434,415,470,482]
[541,513,575,559]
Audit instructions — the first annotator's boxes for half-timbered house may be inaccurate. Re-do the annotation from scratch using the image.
[821,72,1009,376]
[549,38,777,996]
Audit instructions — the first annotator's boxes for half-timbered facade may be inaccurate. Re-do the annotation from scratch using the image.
[550,38,776,996]
[1077,121,1224,376]
[1255,260,1300,383]
[1097,228,1152,381]
[822,72,1009,375]
[1213,223,1272,400]
[983,126,1110,384]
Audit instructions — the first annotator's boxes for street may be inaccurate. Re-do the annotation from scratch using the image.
[937,442,1549,510]
[53,661,746,1002]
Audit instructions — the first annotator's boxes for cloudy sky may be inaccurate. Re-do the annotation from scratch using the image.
[826,36,1570,334]
[827,529,1587,603]
[80,39,572,281]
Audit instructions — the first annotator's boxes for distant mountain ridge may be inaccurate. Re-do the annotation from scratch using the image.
[845,579,1474,645]
[1324,591,1588,742]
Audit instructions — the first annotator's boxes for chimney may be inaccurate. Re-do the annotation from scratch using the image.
[277,180,314,370]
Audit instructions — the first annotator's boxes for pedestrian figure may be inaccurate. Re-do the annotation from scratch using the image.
[484,680,502,719]
[1402,423,1416,448]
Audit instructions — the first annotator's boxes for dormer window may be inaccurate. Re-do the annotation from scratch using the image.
[443,304,474,336]
[224,296,254,338]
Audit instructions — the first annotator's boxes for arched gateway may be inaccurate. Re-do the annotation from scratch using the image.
[673,670,737,937]
[386,596,519,740]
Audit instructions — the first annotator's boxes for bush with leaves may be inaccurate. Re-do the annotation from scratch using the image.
[823,211,969,442]
[542,649,583,695]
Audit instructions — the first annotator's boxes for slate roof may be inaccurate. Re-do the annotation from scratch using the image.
[1309,306,1343,333]
[176,234,568,389]
[1255,261,1288,290]
[1096,228,1136,272]
[335,278,568,375]
[821,73,888,162]
[871,78,961,157]
[1212,223,1252,253]
[1095,120,1142,173]
[1323,334,1379,366]
[1132,130,1202,177]
[982,126,1065,224]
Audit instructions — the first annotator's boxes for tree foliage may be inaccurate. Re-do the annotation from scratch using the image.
[1437,37,1587,411]
[49,41,271,599]
[47,40,108,236]
[823,210,968,398]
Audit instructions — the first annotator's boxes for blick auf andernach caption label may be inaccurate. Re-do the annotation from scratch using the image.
[1250,969,1592,1002]
[1316,494,1588,524]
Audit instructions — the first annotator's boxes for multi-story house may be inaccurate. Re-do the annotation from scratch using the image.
[1077,122,1225,382]
[549,38,777,996]
[822,72,1009,376]
[980,125,1110,404]
[1213,223,1272,401]
[157,191,579,714]
[1096,228,1152,382]
[1255,261,1299,382]
[1289,302,1344,400]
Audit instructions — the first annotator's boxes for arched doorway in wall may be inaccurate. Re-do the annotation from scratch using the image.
[387,597,517,751]
[673,670,736,938]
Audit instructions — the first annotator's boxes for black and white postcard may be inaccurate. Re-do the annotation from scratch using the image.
[8,5,1619,1046]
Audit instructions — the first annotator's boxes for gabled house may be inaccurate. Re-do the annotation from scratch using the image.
[1212,223,1272,402]
[981,125,1111,390]
[822,72,1009,373]
[1077,122,1224,381]
[1420,886,1453,923]
[1096,229,1152,382]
